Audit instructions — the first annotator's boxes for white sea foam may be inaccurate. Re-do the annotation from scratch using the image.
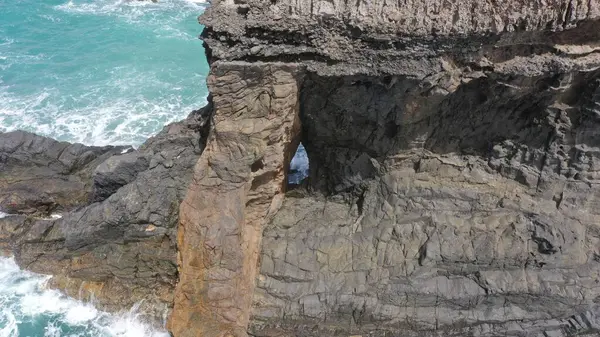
[55,0,207,46]
[39,14,63,23]
[55,0,206,41]
[0,257,169,337]
[43,323,62,337]
[0,77,206,146]
[56,0,205,23]
[0,309,18,337]
[0,37,14,46]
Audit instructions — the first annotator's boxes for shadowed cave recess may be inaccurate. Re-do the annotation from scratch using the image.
[3,1,600,337]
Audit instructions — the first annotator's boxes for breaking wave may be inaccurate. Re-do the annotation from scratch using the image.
[0,0,208,146]
[0,257,169,337]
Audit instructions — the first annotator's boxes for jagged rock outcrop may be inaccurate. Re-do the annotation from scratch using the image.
[168,62,302,337]
[0,107,211,319]
[0,131,123,215]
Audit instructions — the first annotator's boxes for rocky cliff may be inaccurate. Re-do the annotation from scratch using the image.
[175,0,600,336]
[3,0,600,337]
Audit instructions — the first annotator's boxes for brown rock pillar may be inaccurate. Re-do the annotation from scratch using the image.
[168,62,303,337]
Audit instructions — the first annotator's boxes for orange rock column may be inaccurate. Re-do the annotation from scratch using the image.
[168,62,303,337]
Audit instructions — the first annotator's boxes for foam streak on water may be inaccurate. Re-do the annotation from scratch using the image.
[0,0,208,146]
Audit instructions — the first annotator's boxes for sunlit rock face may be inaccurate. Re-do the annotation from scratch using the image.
[168,63,302,337]
[168,0,600,336]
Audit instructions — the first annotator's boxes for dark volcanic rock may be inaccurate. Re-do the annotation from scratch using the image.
[0,131,123,215]
[5,0,600,336]
[0,105,212,320]
[164,0,600,336]
[91,151,150,202]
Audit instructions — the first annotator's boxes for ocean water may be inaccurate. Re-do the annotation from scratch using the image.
[0,257,169,337]
[289,143,309,184]
[0,0,207,335]
[0,0,209,146]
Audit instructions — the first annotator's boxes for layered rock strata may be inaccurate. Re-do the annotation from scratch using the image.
[192,0,600,336]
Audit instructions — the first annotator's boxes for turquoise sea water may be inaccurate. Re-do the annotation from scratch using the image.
[0,0,208,146]
[0,256,169,337]
[0,0,207,335]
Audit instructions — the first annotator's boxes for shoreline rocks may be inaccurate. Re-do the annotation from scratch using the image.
[0,106,211,323]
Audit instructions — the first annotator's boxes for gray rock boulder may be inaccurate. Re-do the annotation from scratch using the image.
[0,131,123,215]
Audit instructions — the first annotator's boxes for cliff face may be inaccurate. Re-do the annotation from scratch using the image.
[201,0,600,76]
[3,1,600,337]
[175,0,600,336]
[168,62,302,337]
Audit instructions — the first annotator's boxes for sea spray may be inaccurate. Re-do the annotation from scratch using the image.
[0,257,169,337]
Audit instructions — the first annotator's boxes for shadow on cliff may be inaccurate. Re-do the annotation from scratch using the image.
[298,68,600,195]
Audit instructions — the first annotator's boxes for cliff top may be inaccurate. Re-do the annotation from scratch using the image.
[200,0,600,76]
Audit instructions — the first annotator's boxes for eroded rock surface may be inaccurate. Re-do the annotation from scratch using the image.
[169,62,302,337]
[201,0,600,76]
[0,131,123,215]
[0,107,211,319]
[189,0,600,336]
[3,0,600,336]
